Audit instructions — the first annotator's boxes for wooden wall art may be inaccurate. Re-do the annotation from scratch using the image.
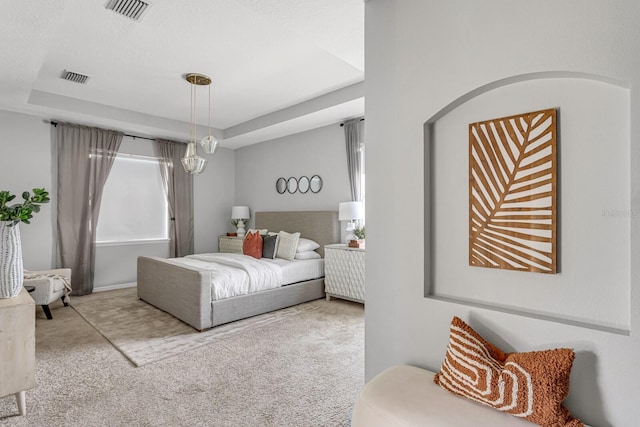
[468,108,557,274]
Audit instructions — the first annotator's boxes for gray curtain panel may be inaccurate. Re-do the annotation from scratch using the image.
[344,117,364,201]
[153,139,194,258]
[56,123,123,295]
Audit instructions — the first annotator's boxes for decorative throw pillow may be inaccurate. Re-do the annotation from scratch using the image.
[247,228,268,235]
[262,234,278,259]
[242,231,263,259]
[276,231,300,261]
[296,237,320,253]
[434,317,583,427]
[294,250,321,260]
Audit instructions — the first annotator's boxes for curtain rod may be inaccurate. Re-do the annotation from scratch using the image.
[340,117,365,127]
[49,121,157,142]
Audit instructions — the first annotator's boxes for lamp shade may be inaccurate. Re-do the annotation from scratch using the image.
[231,206,250,220]
[338,201,364,221]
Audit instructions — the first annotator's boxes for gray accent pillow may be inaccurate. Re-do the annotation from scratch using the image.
[262,234,278,259]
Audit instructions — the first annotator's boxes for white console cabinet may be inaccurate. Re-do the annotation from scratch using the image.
[324,244,365,303]
[0,288,35,415]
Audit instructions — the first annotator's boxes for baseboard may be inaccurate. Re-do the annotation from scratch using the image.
[93,282,137,293]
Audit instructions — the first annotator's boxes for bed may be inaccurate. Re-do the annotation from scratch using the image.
[137,211,340,330]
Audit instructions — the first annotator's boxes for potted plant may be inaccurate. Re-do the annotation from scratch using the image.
[348,224,365,248]
[0,188,49,298]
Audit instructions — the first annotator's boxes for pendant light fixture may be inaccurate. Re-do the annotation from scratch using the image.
[181,73,218,175]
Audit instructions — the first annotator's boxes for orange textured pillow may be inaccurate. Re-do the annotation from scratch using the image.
[242,231,263,259]
[434,317,583,427]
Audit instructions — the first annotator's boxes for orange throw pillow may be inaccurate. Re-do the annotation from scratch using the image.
[242,231,263,259]
[434,317,583,427]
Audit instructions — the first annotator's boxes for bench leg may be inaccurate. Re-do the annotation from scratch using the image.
[41,305,53,320]
[15,391,26,415]
[61,295,69,307]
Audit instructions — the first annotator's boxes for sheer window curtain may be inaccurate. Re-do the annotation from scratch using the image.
[153,139,194,258]
[56,123,123,295]
[344,117,365,201]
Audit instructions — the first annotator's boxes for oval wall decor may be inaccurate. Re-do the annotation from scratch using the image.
[286,177,298,194]
[275,177,287,194]
[298,176,310,193]
[310,175,323,193]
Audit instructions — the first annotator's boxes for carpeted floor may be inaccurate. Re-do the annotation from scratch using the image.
[0,289,364,426]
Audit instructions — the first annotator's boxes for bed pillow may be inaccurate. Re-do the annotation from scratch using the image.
[434,317,583,427]
[247,228,268,236]
[294,250,321,260]
[276,231,300,261]
[262,234,278,259]
[242,231,263,259]
[296,238,320,253]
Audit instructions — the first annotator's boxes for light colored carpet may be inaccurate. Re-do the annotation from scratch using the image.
[71,287,323,367]
[0,288,364,426]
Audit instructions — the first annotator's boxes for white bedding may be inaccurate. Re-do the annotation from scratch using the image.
[169,253,322,301]
[263,258,324,285]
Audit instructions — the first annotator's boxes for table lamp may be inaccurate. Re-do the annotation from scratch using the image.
[231,206,250,237]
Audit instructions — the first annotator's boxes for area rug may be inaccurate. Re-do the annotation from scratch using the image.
[71,287,322,367]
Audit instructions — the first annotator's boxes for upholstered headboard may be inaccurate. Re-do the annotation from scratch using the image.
[255,211,339,258]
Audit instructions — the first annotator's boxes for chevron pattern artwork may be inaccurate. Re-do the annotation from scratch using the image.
[469,108,557,274]
[434,317,584,427]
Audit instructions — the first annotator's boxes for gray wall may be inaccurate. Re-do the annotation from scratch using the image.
[0,111,53,270]
[365,1,640,425]
[234,123,351,231]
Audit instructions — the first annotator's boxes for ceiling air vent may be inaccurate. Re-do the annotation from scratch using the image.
[61,70,91,85]
[105,0,151,21]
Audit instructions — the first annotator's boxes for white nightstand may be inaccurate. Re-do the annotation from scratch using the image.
[324,244,365,303]
[218,235,244,253]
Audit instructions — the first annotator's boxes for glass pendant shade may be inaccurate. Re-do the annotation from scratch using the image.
[181,142,208,174]
[200,135,218,155]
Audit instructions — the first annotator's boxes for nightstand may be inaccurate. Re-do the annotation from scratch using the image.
[324,244,365,303]
[218,235,244,253]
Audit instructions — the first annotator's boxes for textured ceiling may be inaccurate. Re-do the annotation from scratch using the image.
[0,0,364,148]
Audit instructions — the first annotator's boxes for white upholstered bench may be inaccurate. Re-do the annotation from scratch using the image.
[352,365,540,427]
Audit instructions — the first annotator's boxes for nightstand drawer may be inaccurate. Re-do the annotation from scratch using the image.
[219,236,243,253]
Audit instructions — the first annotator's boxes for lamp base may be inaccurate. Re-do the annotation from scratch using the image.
[236,219,247,237]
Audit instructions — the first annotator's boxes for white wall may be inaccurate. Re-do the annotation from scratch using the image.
[365,1,640,425]
[0,111,53,270]
[234,123,351,230]
[194,145,235,253]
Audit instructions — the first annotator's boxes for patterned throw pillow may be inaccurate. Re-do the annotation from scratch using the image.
[275,231,300,261]
[242,231,263,259]
[434,317,584,427]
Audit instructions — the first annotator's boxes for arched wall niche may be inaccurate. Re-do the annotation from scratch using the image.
[424,71,631,334]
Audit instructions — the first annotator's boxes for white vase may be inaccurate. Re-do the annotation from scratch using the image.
[0,221,23,298]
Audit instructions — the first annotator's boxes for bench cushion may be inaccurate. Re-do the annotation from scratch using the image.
[352,365,538,427]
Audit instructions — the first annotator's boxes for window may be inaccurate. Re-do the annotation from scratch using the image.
[96,154,168,243]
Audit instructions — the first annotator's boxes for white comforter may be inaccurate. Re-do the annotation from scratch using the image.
[175,253,284,301]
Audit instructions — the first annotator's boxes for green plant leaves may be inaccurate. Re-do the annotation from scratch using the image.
[0,188,50,226]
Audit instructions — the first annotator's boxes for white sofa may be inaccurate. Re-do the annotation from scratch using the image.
[352,365,541,427]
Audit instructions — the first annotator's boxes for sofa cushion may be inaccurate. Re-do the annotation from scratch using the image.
[352,365,538,427]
